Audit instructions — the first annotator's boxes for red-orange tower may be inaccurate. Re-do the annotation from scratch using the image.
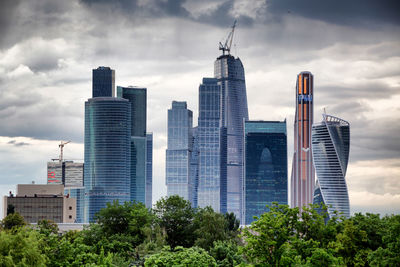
[290,71,315,211]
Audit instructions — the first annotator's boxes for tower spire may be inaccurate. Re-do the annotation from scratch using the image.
[219,20,237,55]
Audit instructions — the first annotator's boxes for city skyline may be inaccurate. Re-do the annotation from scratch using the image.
[0,0,399,217]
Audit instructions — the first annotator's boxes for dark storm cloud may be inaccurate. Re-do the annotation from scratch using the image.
[7,140,30,147]
[0,0,21,48]
[266,0,400,27]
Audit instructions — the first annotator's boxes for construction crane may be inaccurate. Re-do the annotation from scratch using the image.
[59,141,71,163]
[219,20,237,55]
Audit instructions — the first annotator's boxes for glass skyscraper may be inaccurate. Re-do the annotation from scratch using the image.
[166,101,194,202]
[291,71,315,212]
[197,78,227,213]
[84,97,131,222]
[92,66,115,97]
[214,54,248,220]
[146,133,153,208]
[244,121,288,225]
[312,114,350,219]
[65,187,85,223]
[117,86,149,204]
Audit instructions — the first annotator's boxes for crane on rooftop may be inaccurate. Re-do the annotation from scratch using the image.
[59,141,71,163]
[219,20,237,55]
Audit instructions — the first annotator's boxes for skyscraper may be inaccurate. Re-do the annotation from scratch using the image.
[197,78,227,213]
[47,161,83,187]
[84,97,131,222]
[214,52,248,220]
[166,101,194,202]
[291,71,315,211]
[92,66,115,97]
[244,121,288,225]
[117,86,149,204]
[146,133,153,208]
[312,114,350,219]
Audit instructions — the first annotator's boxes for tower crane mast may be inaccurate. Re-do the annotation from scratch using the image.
[219,20,237,55]
[59,141,71,163]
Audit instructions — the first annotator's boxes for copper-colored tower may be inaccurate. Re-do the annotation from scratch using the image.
[290,71,315,211]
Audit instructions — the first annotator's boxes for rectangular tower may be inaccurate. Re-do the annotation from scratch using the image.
[244,121,288,224]
[92,66,115,97]
[166,101,193,202]
[290,71,315,211]
[197,78,226,213]
[146,133,153,208]
[117,86,148,204]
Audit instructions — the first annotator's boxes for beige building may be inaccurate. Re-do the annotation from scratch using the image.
[3,184,76,223]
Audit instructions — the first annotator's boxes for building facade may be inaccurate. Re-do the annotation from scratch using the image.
[197,78,227,213]
[47,161,83,187]
[290,71,315,211]
[92,66,115,97]
[312,114,350,218]
[84,97,131,222]
[3,184,76,223]
[64,187,85,223]
[146,133,153,208]
[244,121,288,224]
[214,54,248,221]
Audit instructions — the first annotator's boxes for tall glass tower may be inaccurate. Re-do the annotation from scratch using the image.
[214,54,248,220]
[166,101,193,202]
[244,121,288,225]
[290,71,315,211]
[146,133,153,208]
[92,66,115,97]
[312,114,350,218]
[117,86,148,204]
[84,97,131,222]
[197,78,227,213]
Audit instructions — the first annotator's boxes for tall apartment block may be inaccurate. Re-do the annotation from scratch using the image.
[214,53,248,220]
[92,66,115,97]
[84,97,131,222]
[244,121,288,224]
[197,78,226,213]
[312,114,350,219]
[290,71,315,211]
[117,86,152,206]
[166,101,194,202]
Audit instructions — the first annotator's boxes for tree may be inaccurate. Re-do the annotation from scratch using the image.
[1,212,26,230]
[6,204,15,215]
[193,207,229,250]
[209,240,244,266]
[144,246,217,266]
[153,195,195,248]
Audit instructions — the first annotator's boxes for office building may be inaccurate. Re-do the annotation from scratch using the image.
[244,121,288,224]
[214,53,248,221]
[3,184,76,223]
[197,78,226,213]
[146,133,153,208]
[190,127,199,208]
[65,187,85,223]
[290,71,315,211]
[117,86,151,204]
[312,114,350,218]
[84,97,131,222]
[166,101,193,202]
[92,66,115,97]
[47,161,83,187]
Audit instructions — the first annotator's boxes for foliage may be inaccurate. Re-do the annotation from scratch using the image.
[154,195,195,248]
[0,227,47,266]
[209,240,244,266]
[1,212,26,230]
[144,246,217,267]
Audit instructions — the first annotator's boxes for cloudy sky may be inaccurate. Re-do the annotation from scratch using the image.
[0,0,399,217]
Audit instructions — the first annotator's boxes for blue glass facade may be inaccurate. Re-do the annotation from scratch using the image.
[84,97,131,222]
[64,187,85,223]
[92,67,115,97]
[117,86,149,204]
[214,54,248,221]
[312,114,350,219]
[190,127,199,208]
[244,121,288,225]
[166,101,193,202]
[197,78,226,213]
[146,133,153,208]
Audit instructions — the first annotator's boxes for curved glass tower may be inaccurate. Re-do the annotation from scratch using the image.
[84,97,131,222]
[214,54,248,220]
[312,114,350,218]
